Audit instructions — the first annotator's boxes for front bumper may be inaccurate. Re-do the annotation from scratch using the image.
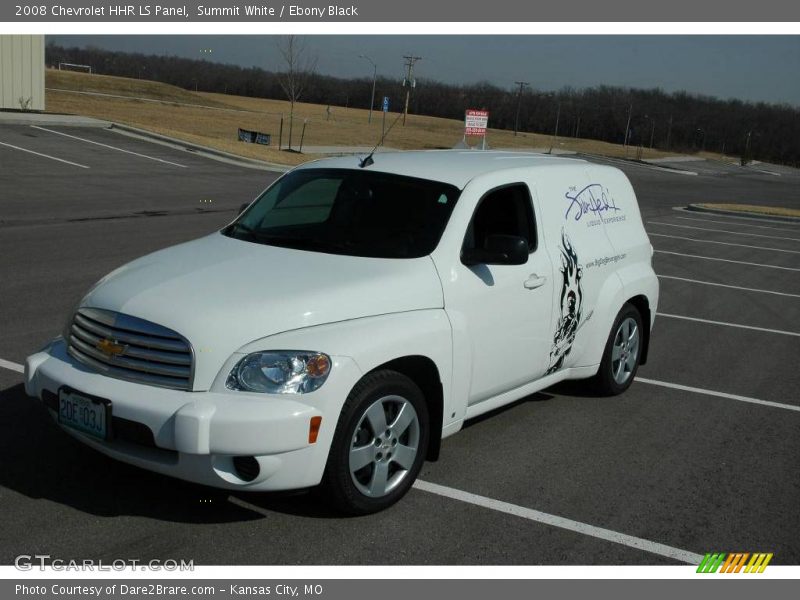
[24,338,360,491]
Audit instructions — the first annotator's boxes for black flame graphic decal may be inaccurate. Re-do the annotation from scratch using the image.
[546,229,584,375]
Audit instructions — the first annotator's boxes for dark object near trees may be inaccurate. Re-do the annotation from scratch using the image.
[237,128,271,145]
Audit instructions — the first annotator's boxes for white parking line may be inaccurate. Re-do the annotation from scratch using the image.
[649,232,800,255]
[31,126,188,168]
[654,250,800,272]
[673,215,800,233]
[649,221,800,242]
[636,377,800,413]
[657,274,800,298]
[657,312,800,337]
[0,358,23,374]
[413,480,703,564]
[0,141,89,169]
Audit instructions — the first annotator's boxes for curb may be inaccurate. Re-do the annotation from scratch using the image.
[578,152,698,176]
[643,156,706,164]
[0,112,111,127]
[686,204,800,223]
[109,123,290,172]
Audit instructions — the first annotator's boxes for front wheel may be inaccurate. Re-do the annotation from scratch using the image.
[592,304,644,395]
[321,370,429,515]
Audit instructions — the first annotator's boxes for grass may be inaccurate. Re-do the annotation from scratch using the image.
[45,69,722,167]
[695,203,800,218]
[47,70,231,108]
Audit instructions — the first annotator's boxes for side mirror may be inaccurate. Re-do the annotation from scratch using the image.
[238,202,250,215]
[462,234,529,266]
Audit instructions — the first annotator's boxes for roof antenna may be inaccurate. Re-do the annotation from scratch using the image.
[359,112,404,168]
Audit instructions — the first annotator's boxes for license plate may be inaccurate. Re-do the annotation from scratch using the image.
[57,388,111,441]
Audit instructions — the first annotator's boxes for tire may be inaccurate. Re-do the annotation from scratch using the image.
[592,303,644,396]
[321,370,430,515]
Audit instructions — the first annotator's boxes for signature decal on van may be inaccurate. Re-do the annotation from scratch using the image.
[564,184,625,226]
[546,230,585,375]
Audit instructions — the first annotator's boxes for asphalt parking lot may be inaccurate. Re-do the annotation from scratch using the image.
[1,124,798,565]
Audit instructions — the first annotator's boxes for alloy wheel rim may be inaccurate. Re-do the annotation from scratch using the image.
[349,395,420,498]
[611,317,639,385]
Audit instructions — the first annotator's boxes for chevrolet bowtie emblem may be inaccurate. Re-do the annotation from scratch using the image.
[96,338,126,357]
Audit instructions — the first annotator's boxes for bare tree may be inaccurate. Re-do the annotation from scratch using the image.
[277,36,318,150]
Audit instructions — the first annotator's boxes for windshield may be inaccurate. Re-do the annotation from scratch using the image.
[223,168,461,259]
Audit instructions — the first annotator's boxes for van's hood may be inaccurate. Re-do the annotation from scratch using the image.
[81,232,444,389]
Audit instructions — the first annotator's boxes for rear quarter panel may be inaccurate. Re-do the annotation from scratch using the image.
[586,165,659,332]
[535,163,628,371]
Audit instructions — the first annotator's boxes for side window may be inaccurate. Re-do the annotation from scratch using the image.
[463,184,537,253]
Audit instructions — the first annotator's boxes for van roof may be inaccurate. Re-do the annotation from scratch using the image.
[295,150,588,189]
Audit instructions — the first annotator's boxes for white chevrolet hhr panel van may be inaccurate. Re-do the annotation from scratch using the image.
[25,151,658,514]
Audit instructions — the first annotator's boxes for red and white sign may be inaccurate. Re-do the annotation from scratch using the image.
[465,109,489,136]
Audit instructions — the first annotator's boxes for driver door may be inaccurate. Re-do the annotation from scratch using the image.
[446,182,555,406]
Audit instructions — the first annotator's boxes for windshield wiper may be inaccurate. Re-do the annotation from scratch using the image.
[227,226,355,253]
[225,222,294,245]
[255,235,355,253]
[224,221,258,238]
[225,222,362,253]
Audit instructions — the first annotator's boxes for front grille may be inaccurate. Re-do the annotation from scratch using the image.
[67,307,194,390]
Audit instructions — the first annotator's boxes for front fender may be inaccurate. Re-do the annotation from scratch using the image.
[212,309,455,447]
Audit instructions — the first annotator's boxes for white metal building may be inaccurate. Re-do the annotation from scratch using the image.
[0,35,45,111]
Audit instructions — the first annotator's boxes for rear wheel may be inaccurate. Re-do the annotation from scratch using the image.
[592,303,643,395]
[321,370,429,515]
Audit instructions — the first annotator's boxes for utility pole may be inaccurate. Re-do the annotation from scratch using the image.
[513,81,529,137]
[359,54,377,124]
[402,55,422,126]
[623,103,633,148]
[649,119,655,149]
[574,113,581,138]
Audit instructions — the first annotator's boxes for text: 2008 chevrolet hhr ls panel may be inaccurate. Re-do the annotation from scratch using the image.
[25,151,658,514]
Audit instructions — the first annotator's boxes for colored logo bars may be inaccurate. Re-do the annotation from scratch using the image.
[697,552,773,573]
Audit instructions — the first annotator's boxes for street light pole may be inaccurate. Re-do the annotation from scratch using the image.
[359,54,377,125]
[666,115,673,149]
[549,101,561,153]
[513,81,529,137]
[742,130,752,166]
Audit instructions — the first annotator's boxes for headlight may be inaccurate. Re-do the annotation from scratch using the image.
[226,351,332,394]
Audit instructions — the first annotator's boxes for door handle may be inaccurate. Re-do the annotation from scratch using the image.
[524,274,547,289]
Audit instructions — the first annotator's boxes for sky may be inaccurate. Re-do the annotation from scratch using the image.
[47,35,800,106]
